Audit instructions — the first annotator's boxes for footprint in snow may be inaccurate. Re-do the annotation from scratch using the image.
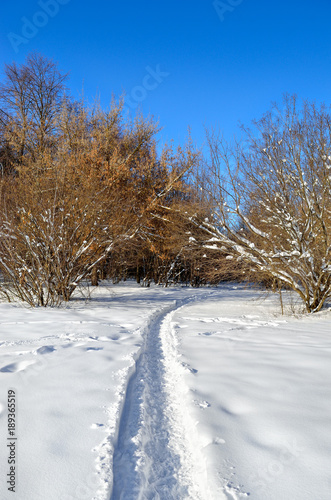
[98,335,120,341]
[34,345,56,355]
[194,400,211,409]
[90,423,106,430]
[85,347,103,352]
[61,343,74,349]
[182,362,198,374]
[213,437,226,445]
[0,359,36,373]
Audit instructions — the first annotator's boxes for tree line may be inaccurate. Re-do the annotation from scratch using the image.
[0,53,330,312]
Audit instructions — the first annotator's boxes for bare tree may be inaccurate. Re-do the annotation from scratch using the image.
[0,52,68,166]
[198,96,331,313]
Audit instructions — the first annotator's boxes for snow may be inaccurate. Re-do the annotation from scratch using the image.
[0,283,330,499]
[172,287,331,499]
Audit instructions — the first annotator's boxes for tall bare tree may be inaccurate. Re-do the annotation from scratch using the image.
[0,52,68,168]
[198,96,331,313]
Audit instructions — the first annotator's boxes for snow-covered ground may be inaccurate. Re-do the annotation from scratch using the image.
[0,283,330,500]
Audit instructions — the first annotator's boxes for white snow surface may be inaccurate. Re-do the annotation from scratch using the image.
[0,282,330,500]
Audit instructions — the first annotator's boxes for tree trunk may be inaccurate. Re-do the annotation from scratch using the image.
[91,266,99,286]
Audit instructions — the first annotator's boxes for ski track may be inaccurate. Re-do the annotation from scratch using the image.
[109,295,218,500]
[0,292,226,499]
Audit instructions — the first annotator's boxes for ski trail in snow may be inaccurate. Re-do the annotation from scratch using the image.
[110,297,220,500]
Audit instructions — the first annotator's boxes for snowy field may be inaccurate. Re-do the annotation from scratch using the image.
[0,283,330,500]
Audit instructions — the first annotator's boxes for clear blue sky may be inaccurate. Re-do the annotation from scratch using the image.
[1,0,331,150]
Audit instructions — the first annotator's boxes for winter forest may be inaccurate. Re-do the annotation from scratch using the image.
[1,42,331,500]
[0,53,330,313]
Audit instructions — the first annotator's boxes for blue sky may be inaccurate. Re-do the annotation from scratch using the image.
[1,0,331,150]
